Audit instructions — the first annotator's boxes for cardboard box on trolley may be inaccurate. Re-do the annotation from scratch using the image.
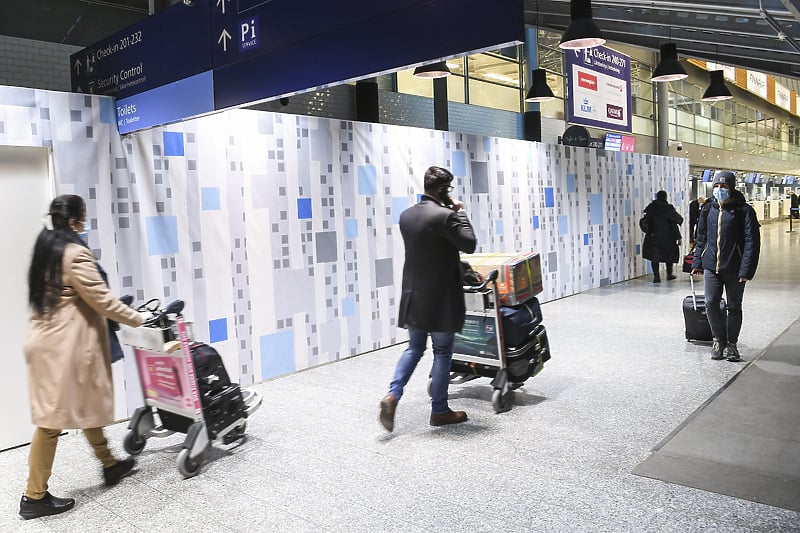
[466,252,543,306]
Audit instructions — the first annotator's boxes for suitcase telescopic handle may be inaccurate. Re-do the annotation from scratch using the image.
[690,275,698,311]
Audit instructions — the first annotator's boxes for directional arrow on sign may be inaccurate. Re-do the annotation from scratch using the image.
[73,58,82,74]
[218,29,232,51]
[216,0,229,15]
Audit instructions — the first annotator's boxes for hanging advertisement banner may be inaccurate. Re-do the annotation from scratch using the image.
[747,70,768,99]
[565,46,632,133]
[775,82,791,111]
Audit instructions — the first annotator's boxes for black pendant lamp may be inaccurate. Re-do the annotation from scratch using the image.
[651,43,688,82]
[702,70,733,101]
[413,61,451,79]
[525,69,555,102]
[559,0,606,50]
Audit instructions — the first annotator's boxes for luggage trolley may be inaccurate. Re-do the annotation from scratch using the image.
[119,299,262,478]
[434,270,550,413]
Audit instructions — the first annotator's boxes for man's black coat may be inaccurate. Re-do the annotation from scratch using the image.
[397,194,477,333]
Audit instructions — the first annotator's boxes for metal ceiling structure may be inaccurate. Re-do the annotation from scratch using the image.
[527,0,800,81]
[1,1,799,83]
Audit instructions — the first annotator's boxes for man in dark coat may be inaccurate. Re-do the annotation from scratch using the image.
[379,166,477,431]
[692,171,760,362]
[688,195,705,243]
[642,190,684,283]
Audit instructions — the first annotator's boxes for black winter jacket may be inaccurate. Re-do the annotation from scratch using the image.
[397,195,477,333]
[693,190,760,279]
[642,199,683,263]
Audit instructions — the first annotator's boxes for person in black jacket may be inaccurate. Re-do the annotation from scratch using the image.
[642,190,684,283]
[692,171,761,362]
[688,196,705,244]
[379,166,477,431]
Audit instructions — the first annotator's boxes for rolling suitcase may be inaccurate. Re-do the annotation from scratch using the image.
[499,296,543,348]
[683,276,726,341]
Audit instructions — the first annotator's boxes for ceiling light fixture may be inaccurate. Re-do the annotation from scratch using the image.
[525,68,556,102]
[559,0,606,50]
[702,70,733,101]
[413,61,451,79]
[651,43,688,82]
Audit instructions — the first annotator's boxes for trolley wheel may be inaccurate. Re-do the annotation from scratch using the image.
[222,423,247,445]
[123,431,146,456]
[492,388,513,413]
[177,448,203,478]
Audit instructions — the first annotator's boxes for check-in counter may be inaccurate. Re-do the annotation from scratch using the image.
[782,198,793,218]
[765,200,776,220]
[752,201,766,222]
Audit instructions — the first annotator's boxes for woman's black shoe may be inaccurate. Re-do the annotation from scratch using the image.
[19,492,75,520]
[103,458,135,486]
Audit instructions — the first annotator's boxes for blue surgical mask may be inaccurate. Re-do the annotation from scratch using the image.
[713,187,729,203]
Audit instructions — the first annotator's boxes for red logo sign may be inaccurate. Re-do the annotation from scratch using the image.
[578,71,597,91]
[607,104,623,120]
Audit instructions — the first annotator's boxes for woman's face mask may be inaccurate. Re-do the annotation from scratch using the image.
[713,187,730,203]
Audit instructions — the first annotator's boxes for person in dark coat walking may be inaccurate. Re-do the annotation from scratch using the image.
[692,171,760,362]
[379,166,477,431]
[688,196,705,244]
[642,190,684,283]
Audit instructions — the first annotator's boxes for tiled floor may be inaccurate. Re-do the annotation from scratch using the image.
[3,220,800,532]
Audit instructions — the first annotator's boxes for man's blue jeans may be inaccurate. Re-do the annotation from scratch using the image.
[389,329,454,415]
[704,269,746,343]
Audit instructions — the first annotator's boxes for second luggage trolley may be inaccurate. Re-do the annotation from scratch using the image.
[119,299,262,478]
[436,270,551,413]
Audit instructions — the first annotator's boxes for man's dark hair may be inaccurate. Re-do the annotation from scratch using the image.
[656,190,667,201]
[423,166,453,191]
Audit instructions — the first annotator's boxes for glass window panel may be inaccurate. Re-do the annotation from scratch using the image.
[396,68,433,98]
[676,109,694,129]
[447,75,466,103]
[538,97,565,120]
[468,79,521,112]
[632,115,654,136]
[677,126,694,143]
[710,134,725,149]
[695,115,710,133]
[695,130,710,146]
[468,53,520,88]
[710,120,725,136]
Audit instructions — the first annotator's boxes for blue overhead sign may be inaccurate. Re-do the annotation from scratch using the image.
[70,2,212,99]
[71,0,524,134]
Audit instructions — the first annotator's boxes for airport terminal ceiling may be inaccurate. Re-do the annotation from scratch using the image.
[0,1,799,83]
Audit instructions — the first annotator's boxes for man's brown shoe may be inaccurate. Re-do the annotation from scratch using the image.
[379,394,397,432]
[430,409,468,426]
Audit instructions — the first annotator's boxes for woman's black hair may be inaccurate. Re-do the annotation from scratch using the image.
[28,194,86,315]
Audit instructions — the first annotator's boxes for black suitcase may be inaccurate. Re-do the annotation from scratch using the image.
[506,324,550,383]
[683,276,726,341]
[500,297,543,348]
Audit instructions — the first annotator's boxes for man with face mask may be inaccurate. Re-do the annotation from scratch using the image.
[379,166,477,431]
[692,171,761,362]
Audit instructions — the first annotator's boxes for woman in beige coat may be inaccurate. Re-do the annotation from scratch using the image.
[20,194,146,520]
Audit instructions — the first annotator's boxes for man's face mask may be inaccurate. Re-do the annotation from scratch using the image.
[713,187,729,203]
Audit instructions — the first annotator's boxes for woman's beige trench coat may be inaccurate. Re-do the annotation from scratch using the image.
[24,243,143,429]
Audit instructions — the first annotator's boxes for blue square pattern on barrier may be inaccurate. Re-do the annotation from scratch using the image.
[297,198,312,219]
[544,187,555,208]
[532,215,540,229]
[99,98,116,125]
[342,297,355,317]
[145,216,179,256]
[261,329,295,380]
[392,197,410,224]
[345,218,358,239]
[201,187,221,210]
[584,233,590,245]
[451,151,466,176]
[558,215,569,236]
[357,165,377,195]
[163,131,185,156]
[208,318,228,343]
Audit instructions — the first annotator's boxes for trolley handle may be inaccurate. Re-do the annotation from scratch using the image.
[464,269,499,292]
